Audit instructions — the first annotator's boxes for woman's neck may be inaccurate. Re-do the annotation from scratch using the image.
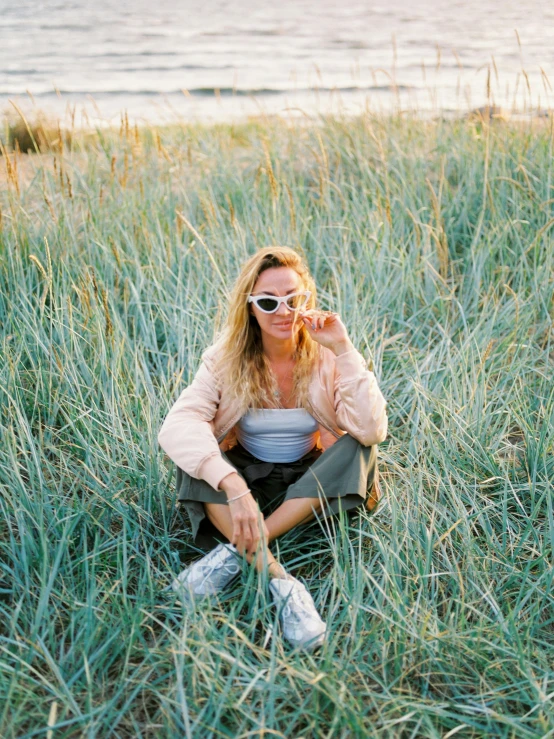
[261,334,297,363]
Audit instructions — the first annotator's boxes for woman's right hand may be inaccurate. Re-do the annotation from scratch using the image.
[220,473,269,557]
[228,492,269,557]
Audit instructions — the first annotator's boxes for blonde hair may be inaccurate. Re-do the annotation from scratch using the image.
[214,246,320,411]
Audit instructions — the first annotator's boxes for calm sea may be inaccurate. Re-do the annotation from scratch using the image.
[1,0,553,124]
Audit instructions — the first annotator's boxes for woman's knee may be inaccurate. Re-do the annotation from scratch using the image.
[336,432,360,447]
[335,433,377,456]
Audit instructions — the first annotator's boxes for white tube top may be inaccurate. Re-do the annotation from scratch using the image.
[235,408,319,463]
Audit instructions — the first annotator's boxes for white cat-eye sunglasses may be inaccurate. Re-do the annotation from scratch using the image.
[247,290,311,314]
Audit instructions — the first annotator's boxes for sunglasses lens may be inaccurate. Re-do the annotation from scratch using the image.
[286,293,308,310]
[256,297,279,312]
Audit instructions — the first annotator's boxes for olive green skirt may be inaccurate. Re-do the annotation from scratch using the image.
[175,433,378,550]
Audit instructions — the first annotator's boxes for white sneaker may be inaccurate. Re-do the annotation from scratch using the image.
[269,576,327,650]
[171,543,241,603]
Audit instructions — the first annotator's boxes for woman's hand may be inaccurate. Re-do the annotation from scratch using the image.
[228,493,269,557]
[220,474,268,556]
[299,309,354,355]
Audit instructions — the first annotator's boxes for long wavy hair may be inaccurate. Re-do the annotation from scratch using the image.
[213,246,320,411]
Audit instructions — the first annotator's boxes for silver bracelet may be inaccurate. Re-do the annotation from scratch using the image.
[227,489,251,504]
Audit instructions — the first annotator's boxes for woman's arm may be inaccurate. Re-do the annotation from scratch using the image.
[158,349,269,555]
[157,351,237,491]
[332,347,388,446]
[300,309,388,446]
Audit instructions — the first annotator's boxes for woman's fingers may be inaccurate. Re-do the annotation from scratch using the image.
[300,309,337,319]
[300,310,338,331]
[239,520,253,555]
[248,521,261,556]
[231,523,242,550]
[230,504,267,557]
[246,511,267,556]
[231,516,249,553]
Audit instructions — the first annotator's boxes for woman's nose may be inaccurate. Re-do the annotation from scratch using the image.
[276,301,291,315]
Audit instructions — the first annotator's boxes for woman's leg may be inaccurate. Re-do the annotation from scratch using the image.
[206,436,379,554]
[264,449,382,535]
[206,497,324,544]
[263,497,323,539]
[261,436,381,534]
[284,435,378,516]
[196,435,379,576]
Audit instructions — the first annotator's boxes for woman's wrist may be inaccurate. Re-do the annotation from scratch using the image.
[219,471,249,498]
[331,339,355,356]
[227,489,252,503]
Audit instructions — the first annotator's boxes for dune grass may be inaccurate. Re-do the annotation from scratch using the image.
[0,110,553,738]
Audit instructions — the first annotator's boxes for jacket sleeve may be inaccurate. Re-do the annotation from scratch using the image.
[332,348,388,446]
[157,350,238,491]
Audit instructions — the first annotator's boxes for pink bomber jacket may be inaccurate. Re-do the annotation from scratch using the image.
[157,341,388,491]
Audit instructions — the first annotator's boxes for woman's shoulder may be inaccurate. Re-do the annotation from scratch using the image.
[200,334,227,367]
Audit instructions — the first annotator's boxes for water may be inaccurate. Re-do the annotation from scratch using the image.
[1,0,553,124]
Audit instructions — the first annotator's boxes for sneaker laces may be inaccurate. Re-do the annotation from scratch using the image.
[282,584,323,624]
[196,546,240,584]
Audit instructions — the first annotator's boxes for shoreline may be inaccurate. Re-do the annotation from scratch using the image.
[3,75,554,138]
[2,106,553,198]
[2,102,553,157]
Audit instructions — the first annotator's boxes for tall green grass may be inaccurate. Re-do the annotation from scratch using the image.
[1,111,553,738]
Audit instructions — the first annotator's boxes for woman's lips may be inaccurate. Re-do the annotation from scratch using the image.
[274,321,293,328]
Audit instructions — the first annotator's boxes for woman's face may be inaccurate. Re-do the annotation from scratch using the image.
[249,266,305,343]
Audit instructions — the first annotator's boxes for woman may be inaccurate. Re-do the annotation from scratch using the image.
[158,246,387,650]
